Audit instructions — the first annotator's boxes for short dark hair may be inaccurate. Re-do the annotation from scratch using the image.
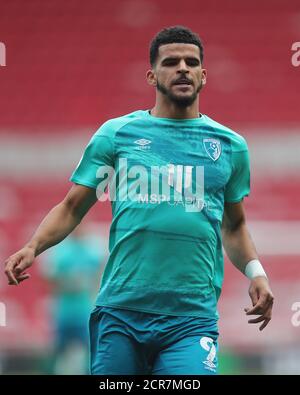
[150,25,204,66]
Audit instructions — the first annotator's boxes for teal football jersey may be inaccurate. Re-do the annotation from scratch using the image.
[70,110,250,318]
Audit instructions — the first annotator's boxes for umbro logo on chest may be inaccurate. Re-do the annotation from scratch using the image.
[134,138,152,150]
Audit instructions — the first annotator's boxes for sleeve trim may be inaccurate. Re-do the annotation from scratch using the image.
[224,194,249,203]
[69,177,98,190]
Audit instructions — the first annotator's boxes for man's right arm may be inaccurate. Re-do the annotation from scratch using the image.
[4,184,98,285]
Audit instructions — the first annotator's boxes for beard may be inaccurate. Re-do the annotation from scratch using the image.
[156,79,203,108]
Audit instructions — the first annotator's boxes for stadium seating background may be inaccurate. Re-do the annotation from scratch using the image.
[0,0,300,374]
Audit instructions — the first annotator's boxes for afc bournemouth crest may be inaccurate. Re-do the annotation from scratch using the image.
[203,138,222,161]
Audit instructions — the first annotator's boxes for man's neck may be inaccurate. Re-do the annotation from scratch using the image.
[150,97,200,119]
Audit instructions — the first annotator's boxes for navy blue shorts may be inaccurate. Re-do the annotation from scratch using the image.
[89,306,219,375]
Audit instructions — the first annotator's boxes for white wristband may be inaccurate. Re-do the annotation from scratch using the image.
[244,259,267,280]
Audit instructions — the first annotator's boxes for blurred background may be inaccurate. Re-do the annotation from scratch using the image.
[0,0,300,375]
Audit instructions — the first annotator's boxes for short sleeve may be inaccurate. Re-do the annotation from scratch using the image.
[70,123,115,189]
[224,148,250,203]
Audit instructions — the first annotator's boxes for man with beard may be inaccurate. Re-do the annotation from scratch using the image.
[4,26,274,375]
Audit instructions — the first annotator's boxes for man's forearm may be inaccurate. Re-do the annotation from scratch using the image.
[222,222,258,274]
[25,200,82,257]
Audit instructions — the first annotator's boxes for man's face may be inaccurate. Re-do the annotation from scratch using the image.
[148,43,206,107]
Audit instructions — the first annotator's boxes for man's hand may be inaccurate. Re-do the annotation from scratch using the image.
[4,246,35,285]
[244,276,274,331]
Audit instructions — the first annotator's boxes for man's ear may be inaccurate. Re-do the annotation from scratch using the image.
[146,69,157,87]
[201,69,207,86]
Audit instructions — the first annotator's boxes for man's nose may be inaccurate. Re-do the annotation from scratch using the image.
[177,59,189,73]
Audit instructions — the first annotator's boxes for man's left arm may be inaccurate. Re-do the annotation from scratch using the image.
[222,200,274,330]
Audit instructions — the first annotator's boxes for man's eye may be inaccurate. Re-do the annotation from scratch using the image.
[187,60,200,66]
[163,60,177,66]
